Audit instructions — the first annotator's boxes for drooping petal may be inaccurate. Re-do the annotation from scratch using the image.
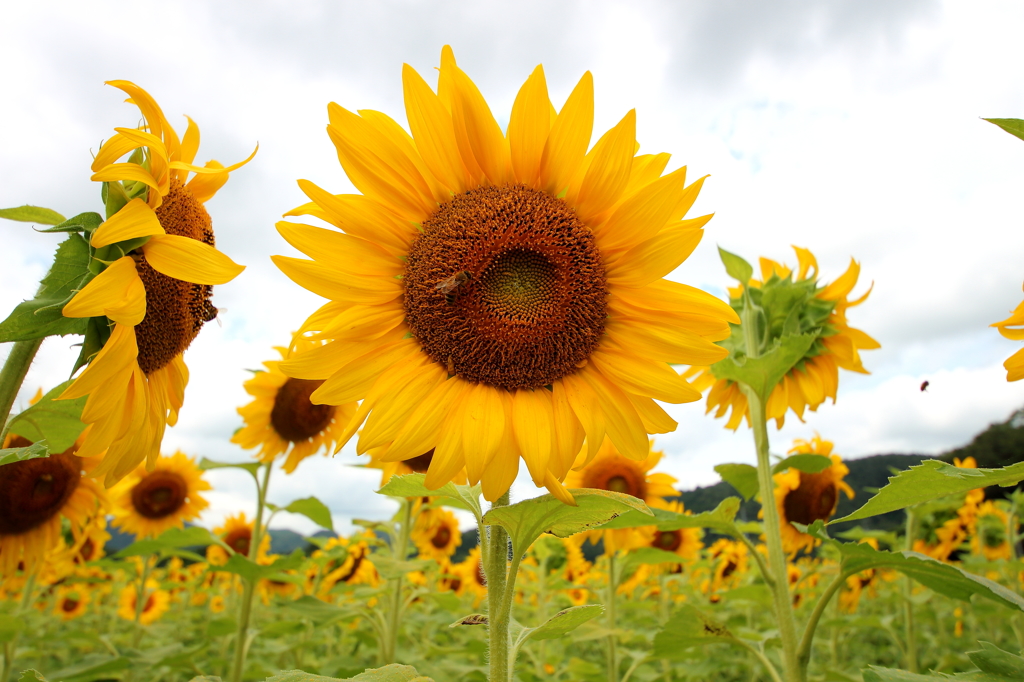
[184,161,228,204]
[59,323,138,401]
[142,235,245,285]
[91,198,165,248]
[818,259,860,301]
[62,256,145,326]
[579,367,648,461]
[461,383,505,485]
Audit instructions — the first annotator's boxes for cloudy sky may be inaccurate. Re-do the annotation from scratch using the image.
[2,0,1023,535]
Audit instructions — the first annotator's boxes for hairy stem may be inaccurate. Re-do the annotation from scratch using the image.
[0,338,44,441]
[796,568,848,669]
[485,491,511,682]
[606,551,619,682]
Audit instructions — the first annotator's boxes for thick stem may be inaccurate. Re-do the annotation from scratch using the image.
[382,499,413,664]
[0,338,44,440]
[229,463,273,682]
[745,386,803,682]
[485,491,511,682]
[606,551,619,682]
[904,507,919,673]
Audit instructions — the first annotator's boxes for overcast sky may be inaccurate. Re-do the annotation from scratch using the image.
[2,0,1023,535]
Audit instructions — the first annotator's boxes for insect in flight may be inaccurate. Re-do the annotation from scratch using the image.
[920,380,929,392]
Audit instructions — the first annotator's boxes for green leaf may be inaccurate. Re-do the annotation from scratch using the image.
[377,474,483,519]
[710,332,818,402]
[483,488,651,553]
[515,605,604,650]
[772,454,832,475]
[215,549,305,583]
[284,595,353,623]
[969,642,1024,678]
[715,463,759,500]
[47,656,131,682]
[862,668,937,681]
[831,460,1024,524]
[18,671,47,682]
[618,548,688,586]
[266,664,433,682]
[718,247,753,284]
[984,118,1024,143]
[206,617,237,638]
[372,556,432,580]
[187,677,223,682]
[0,233,93,342]
[0,615,26,643]
[6,380,86,453]
[0,205,66,225]
[114,526,219,559]
[199,457,262,477]
[274,496,334,531]
[652,605,736,656]
[36,211,103,234]
[450,614,489,627]
[0,441,49,467]
[596,497,742,537]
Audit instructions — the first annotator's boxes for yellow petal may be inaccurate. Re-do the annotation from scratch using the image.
[590,347,702,404]
[311,340,419,405]
[318,304,405,342]
[103,276,147,327]
[818,259,860,301]
[461,383,505,485]
[539,72,594,195]
[612,278,740,324]
[184,161,228,204]
[385,377,461,462]
[597,166,688,252]
[1005,347,1024,382]
[279,340,355,381]
[792,245,818,281]
[481,439,520,502]
[91,198,165,248]
[425,383,472,489]
[623,153,672,197]
[627,395,677,434]
[90,164,161,195]
[569,109,636,223]
[512,388,553,486]
[179,115,201,167]
[92,132,145,173]
[549,380,584,480]
[604,318,728,366]
[275,221,401,277]
[403,63,470,193]
[358,360,448,453]
[62,256,145,326]
[360,108,450,204]
[448,63,510,185]
[167,142,257,175]
[142,235,245,285]
[292,181,415,256]
[579,367,648,460]
[508,65,552,187]
[544,471,577,506]
[272,255,402,305]
[606,217,709,288]
[59,323,138,400]
[560,373,606,466]
[106,80,177,154]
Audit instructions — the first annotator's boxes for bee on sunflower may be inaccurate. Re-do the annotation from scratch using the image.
[110,451,210,539]
[58,81,253,486]
[992,283,1024,382]
[272,45,738,504]
[233,336,357,473]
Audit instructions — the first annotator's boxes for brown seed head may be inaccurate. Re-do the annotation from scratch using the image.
[130,470,188,519]
[783,471,839,527]
[0,436,82,536]
[270,378,335,442]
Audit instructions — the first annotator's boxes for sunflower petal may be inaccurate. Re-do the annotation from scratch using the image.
[462,383,505,485]
[403,63,470,193]
[184,161,229,204]
[272,255,402,305]
[579,367,649,461]
[59,323,138,401]
[590,347,702,404]
[62,256,146,327]
[448,63,510,186]
[543,470,577,506]
[106,80,176,153]
[311,340,419,405]
[384,378,462,462]
[293,181,415,255]
[569,109,636,223]
[597,166,688,251]
[90,163,161,195]
[539,72,594,195]
[143,235,245,285]
[512,388,553,486]
[818,259,860,301]
[560,373,606,466]
[91,198,165,248]
[275,221,401,277]
[508,65,552,187]
[606,216,709,288]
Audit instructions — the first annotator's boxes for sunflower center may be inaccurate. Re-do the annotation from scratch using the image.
[406,449,434,473]
[585,459,648,500]
[62,598,80,613]
[404,184,607,391]
[271,378,335,442]
[783,472,838,527]
[131,470,188,519]
[134,181,218,375]
[653,530,683,552]
[0,438,81,536]
[431,524,452,549]
[224,528,252,556]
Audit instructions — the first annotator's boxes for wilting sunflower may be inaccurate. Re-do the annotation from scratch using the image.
[233,336,357,473]
[59,81,253,486]
[273,46,738,503]
[411,506,463,562]
[564,438,678,552]
[53,586,89,621]
[686,247,878,429]
[771,435,854,555]
[207,512,270,565]
[110,451,210,538]
[0,435,107,577]
[117,580,171,624]
[992,284,1024,382]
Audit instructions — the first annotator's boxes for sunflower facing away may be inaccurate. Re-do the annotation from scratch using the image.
[273,46,738,503]
[233,336,357,473]
[59,81,253,486]
[110,451,210,538]
[0,435,107,577]
[772,435,854,555]
[685,247,878,430]
[992,283,1024,382]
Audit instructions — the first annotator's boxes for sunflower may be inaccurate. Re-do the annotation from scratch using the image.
[0,435,107,577]
[411,506,462,562]
[992,283,1024,382]
[637,499,703,563]
[702,538,749,596]
[117,580,171,624]
[110,451,210,539]
[207,512,270,565]
[366,446,468,487]
[564,438,678,553]
[53,585,89,621]
[771,435,854,555]
[452,546,488,606]
[58,81,253,486]
[317,534,379,596]
[685,247,878,430]
[233,336,357,473]
[209,594,226,613]
[272,46,738,504]
[65,514,112,564]
[970,500,1013,561]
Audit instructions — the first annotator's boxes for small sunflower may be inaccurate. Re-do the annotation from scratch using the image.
[53,586,89,621]
[0,435,107,577]
[452,546,488,606]
[65,514,112,565]
[110,451,210,539]
[117,580,171,624]
[970,500,1012,561]
[686,246,878,429]
[772,435,854,555]
[273,45,738,504]
[702,538,749,596]
[992,283,1024,382]
[209,594,226,613]
[411,506,462,562]
[317,534,379,596]
[58,81,253,486]
[207,512,270,565]
[637,499,703,563]
[232,336,357,473]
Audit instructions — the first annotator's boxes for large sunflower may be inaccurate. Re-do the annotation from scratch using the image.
[992,284,1024,382]
[772,435,854,555]
[272,46,738,503]
[232,335,357,473]
[685,247,878,429]
[110,451,210,539]
[0,435,107,577]
[59,81,253,486]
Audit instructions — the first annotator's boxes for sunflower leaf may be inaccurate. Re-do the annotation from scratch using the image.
[484,488,651,554]
[711,332,818,402]
[773,454,833,475]
[715,463,759,500]
[718,247,753,284]
[984,117,1024,143]
[6,380,86,453]
[275,496,334,531]
[831,460,1024,524]
[284,596,354,624]
[198,457,262,478]
[46,655,131,682]
[266,664,433,682]
[0,205,66,225]
[34,211,103,234]
[596,497,743,537]
[0,440,49,467]
[115,527,221,559]
[514,605,604,651]
[376,474,483,519]
[215,549,306,583]
[17,671,46,682]
[0,233,93,342]
[652,604,736,656]
[618,548,688,586]
[0,617,27,643]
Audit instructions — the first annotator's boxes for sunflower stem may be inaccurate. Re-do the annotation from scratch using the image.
[903,506,919,673]
[606,551,619,682]
[381,498,412,664]
[229,462,272,682]
[0,337,44,441]
[485,491,511,682]
[1,569,36,682]
[131,557,153,648]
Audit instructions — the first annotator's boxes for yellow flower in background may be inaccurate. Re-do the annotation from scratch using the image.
[53,586,89,621]
[452,546,488,606]
[117,581,171,624]
[273,45,738,503]
[0,435,107,577]
[970,501,1013,561]
[59,81,254,486]
[233,336,357,473]
[209,594,226,613]
[207,512,270,565]
[64,514,112,565]
[703,538,748,596]
[110,451,210,539]
[411,506,463,562]
[365,446,468,487]
[637,499,703,563]
[317,534,380,597]
[686,247,878,430]
[991,283,1024,381]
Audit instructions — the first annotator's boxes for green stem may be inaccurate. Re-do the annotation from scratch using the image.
[132,557,153,648]
[606,551,619,682]
[485,491,511,682]
[0,338,44,441]
[733,639,784,682]
[904,507,919,673]
[382,499,412,664]
[1,570,37,682]
[229,462,272,682]
[796,568,848,669]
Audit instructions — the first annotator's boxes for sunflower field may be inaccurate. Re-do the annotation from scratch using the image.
[3,46,1024,682]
